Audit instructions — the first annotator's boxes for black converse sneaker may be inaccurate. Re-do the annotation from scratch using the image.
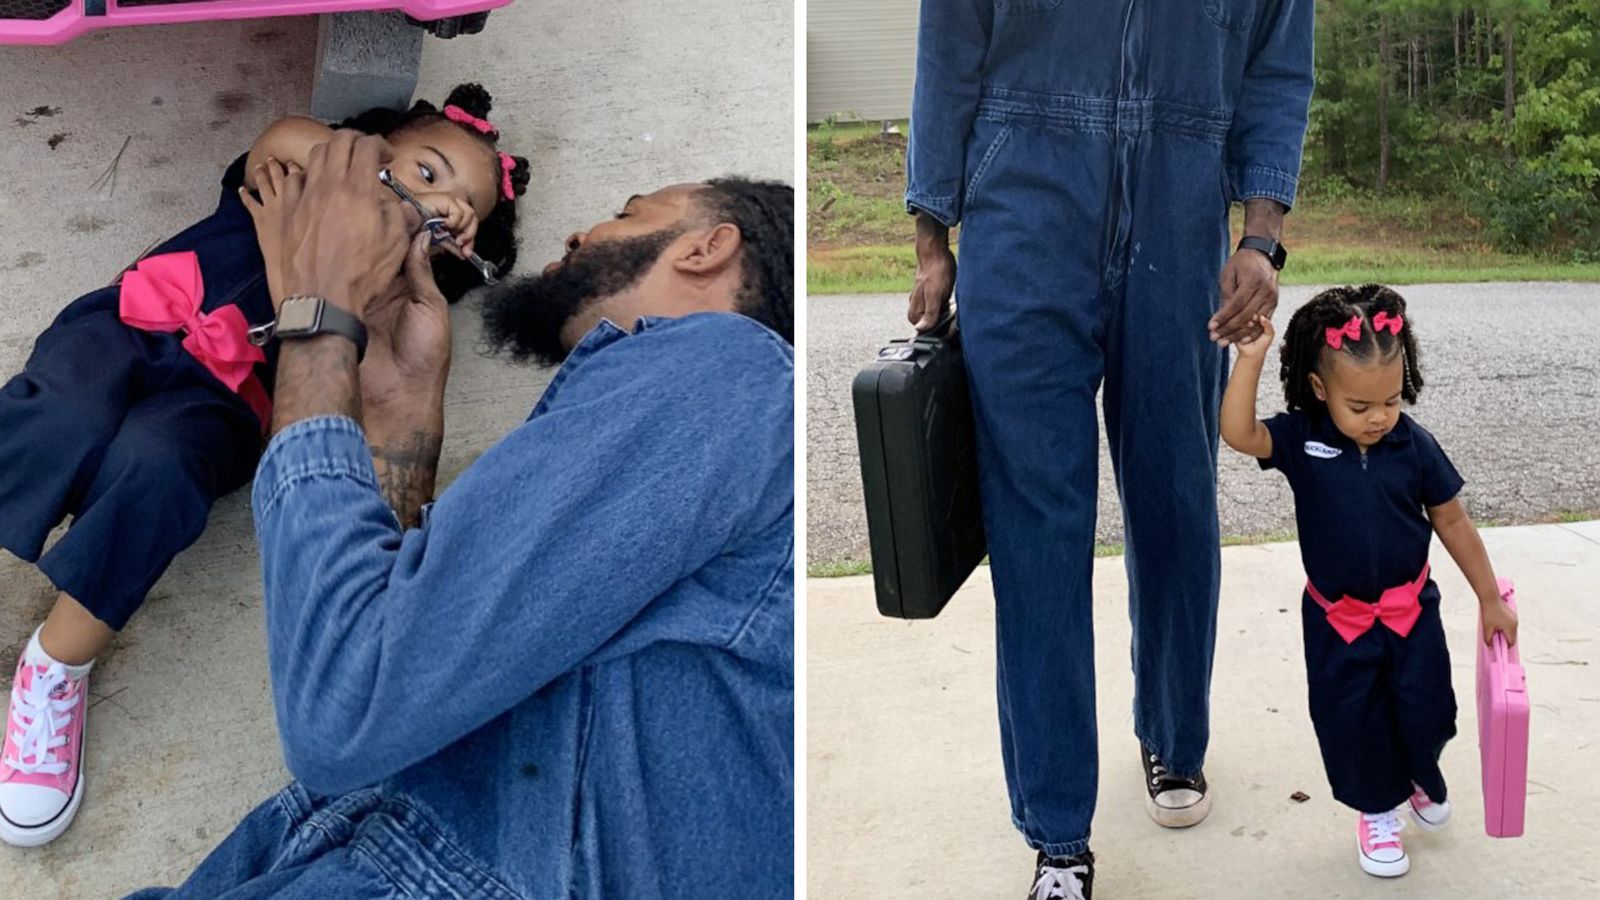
[1141,744,1212,828]
[1029,849,1094,900]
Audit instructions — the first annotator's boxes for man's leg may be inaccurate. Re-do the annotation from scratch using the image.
[957,120,1113,856]
[1103,135,1230,808]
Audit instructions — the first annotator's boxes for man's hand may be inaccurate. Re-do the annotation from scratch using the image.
[359,232,452,528]
[362,232,453,407]
[1210,198,1287,347]
[1481,594,1520,647]
[909,212,956,332]
[276,130,418,318]
[1211,247,1279,347]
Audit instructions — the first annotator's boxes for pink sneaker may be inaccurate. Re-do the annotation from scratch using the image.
[0,654,87,847]
[1356,809,1409,878]
[1407,783,1452,831]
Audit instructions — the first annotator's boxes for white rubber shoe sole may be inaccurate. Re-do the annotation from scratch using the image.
[0,771,83,848]
[1358,838,1410,878]
[1145,788,1212,828]
[1408,797,1451,832]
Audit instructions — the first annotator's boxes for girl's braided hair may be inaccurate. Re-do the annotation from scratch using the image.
[339,83,531,303]
[1279,284,1423,413]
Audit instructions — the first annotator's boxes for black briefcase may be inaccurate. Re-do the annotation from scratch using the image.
[851,315,987,619]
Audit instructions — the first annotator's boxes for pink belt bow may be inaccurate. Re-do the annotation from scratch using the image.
[1306,564,1430,644]
[118,251,265,393]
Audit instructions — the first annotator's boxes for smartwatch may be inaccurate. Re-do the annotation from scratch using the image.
[249,296,368,361]
[1237,235,1287,271]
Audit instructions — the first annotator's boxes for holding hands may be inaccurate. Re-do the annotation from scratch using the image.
[1231,314,1275,361]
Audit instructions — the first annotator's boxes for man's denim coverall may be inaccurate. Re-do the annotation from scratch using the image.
[907,0,1313,855]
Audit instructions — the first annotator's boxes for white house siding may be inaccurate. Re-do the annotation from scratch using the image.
[807,0,919,123]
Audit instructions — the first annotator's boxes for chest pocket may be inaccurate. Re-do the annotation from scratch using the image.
[995,0,1063,12]
[1203,0,1256,31]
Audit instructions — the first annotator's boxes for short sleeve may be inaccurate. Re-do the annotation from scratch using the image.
[220,152,251,193]
[1411,421,1465,507]
[1258,411,1303,474]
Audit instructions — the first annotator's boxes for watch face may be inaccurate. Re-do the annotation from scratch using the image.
[277,298,322,333]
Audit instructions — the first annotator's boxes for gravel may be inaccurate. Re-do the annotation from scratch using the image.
[806,282,1600,568]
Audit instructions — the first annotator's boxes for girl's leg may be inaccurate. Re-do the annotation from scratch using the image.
[2,382,259,848]
[37,593,115,666]
[1301,594,1413,813]
[0,303,145,563]
[35,382,261,632]
[1390,589,1458,805]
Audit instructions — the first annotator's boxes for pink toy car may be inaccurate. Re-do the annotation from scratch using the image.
[0,0,508,45]
[1477,577,1528,838]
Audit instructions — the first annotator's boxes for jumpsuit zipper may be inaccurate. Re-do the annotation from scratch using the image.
[1101,0,1139,292]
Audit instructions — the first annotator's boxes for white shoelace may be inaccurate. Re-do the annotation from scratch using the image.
[1031,861,1089,900]
[4,663,73,775]
[1362,810,1405,848]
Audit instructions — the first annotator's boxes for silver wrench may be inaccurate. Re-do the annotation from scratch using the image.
[378,168,499,285]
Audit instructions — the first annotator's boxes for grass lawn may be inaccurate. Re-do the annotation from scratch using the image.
[807,123,1600,295]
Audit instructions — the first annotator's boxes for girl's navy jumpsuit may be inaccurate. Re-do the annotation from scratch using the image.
[1261,409,1462,814]
[906,0,1315,855]
[0,155,276,631]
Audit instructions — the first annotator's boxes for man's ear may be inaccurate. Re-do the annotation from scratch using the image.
[673,223,742,277]
[1309,372,1326,401]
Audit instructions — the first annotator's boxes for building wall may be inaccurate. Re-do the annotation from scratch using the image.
[807,0,918,123]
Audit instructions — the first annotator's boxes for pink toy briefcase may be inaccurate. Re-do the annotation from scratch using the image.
[1477,577,1528,838]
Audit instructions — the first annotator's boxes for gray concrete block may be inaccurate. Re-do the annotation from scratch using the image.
[310,11,423,122]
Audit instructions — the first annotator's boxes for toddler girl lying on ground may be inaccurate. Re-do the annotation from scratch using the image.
[0,83,529,848]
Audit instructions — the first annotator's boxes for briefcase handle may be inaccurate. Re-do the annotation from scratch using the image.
[913,305,959,345]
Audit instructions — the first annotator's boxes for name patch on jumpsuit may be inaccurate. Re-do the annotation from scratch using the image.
[1303,441,1342,459]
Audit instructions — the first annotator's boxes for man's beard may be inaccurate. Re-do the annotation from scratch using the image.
[481,228,681,367]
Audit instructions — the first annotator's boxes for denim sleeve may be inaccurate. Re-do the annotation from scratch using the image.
[1224,0,1315,210]
[251,319,793,794]
[904,0,992,227]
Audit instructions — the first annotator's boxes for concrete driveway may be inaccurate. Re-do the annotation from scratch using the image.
[808,523,1600,898]
[0,2,791,895]
[807,284,1600,569]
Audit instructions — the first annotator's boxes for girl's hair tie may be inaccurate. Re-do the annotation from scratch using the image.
[1371,311,1404,335]
[1324,314,1362,350]
[443,104,499,138]
[498,152,517,201]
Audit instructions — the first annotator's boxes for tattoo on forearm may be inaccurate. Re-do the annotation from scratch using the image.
[270,336,362,437]
[371,430,443,528]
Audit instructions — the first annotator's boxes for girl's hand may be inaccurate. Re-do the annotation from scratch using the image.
[239,157,305,312]
[1481,595,1519,647]
[414,192,479,259]
[1231,314,1275,361]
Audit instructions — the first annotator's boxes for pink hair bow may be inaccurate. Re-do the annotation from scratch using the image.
[1372,311,1404,335]
[498,152,517,201]
[118,251,265,393]
[1324,315,1363,350]
[443,104,498,138]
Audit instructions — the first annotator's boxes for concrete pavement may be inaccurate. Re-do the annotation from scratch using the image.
[807,522,1600,898]
[0,3,791,895]
[807,284,1600,569]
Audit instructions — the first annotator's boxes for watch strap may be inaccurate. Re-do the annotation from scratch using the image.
[271,296,368,362]
[1237,235,1287,270]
